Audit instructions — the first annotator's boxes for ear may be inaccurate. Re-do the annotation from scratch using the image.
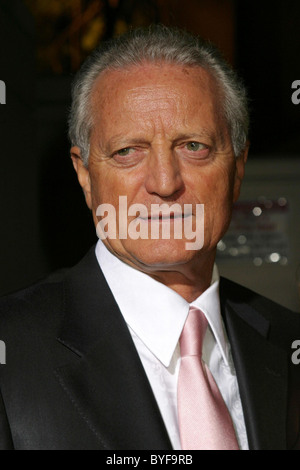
[233,143,249,203]
[70,146,92,210]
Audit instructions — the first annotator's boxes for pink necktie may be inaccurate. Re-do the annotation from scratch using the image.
[177,306,239,450]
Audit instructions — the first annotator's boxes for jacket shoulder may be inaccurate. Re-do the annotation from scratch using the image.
[0,246,97,339]
[0,269,67,337]
[219,276,300,346]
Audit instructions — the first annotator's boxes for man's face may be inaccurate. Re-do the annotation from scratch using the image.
[71,63,247,277]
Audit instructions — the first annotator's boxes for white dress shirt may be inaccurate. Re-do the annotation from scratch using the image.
[95,240,249,450]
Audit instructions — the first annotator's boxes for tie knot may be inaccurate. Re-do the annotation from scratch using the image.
[180,307,208,357]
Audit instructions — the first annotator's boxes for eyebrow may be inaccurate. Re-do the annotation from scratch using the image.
[108,129,213,143]
[104,135,150,153]
[173,130,215,142]
[102,127,225,154]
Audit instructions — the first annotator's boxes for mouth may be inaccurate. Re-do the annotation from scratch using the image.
[138,212,192,221]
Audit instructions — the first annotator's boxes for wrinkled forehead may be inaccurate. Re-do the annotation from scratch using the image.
[88,63,226,139]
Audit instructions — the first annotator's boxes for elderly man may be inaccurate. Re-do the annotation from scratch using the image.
[0,26,299,450]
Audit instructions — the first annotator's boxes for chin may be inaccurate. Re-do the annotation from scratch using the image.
[123,238,199,270]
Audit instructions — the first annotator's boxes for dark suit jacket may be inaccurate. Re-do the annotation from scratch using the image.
[0,247,299,450]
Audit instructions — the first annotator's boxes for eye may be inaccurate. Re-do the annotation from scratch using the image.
[111,146,145,166]
[178,140,210,162]
[186,142,206,151]
[115,147,134,157]
[112,147,136,161]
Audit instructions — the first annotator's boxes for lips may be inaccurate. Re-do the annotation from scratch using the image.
[138,212,192,221]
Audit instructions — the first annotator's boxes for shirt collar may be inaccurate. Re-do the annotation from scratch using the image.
[190,277,229,366]
[95,240,229,367]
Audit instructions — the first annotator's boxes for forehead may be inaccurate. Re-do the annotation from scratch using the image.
[92,62,218,105]
[90,63,222,132]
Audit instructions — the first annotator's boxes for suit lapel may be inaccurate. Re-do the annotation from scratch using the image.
[53,250,290,450]
[55,248,172,450]
[220,278,289,450]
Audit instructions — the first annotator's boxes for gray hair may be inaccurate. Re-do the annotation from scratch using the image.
[68,25,249,166]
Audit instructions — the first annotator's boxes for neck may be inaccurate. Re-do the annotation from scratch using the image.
[101,241,216,302]
[137,252,216,303]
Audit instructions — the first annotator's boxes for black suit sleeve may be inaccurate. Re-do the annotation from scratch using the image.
[0,388,14,449]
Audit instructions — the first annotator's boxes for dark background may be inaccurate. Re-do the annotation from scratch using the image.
[0,0,299,298]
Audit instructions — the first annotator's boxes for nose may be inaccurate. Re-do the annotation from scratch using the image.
[144,147,184,198]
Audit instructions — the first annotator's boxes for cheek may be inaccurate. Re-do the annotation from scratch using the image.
[190,164,234,207]
[90,175,104,207]
[192,165,235,237]
[89,167,143,213]
[89,171,115,211]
